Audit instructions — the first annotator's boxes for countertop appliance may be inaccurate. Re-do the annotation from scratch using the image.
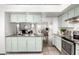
[62,38,75,55]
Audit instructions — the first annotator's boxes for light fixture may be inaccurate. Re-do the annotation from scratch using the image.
[76,18,79,21]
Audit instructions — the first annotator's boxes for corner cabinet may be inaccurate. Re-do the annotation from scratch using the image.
[6,37,43,52]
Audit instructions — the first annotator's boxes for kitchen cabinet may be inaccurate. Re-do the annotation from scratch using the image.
[26,14,33,23]
[56,36,62,51]
[75,6,79,17]
[52,35,62,52]
[10,13,42,23]
[33,15,41,23]
[76,44,79,55]
[68,9,75,19]
[58,16,62,27]
[18,37,27,52]
[11,37,18,52]
[62,13,69,27]
[27,37,36,52]
[6,37,43,52]
[6,37,12,52]
[10,13,26,23]
[35,37,43,51]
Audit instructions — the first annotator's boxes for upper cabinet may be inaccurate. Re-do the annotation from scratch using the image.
[75,6,79,17]
[26,14,34,23]
[58,16,62,27]
[33,14,42,23]
[10,13,26,23]
[68,9,75,19]
[10,13,42,23]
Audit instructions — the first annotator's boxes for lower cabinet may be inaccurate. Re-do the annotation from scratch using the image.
[36,37,43,51]
[11,37,18,52]
[18,37,27,52]
[76,44,79,55]
[6,37,43,52]
[52,35,62,52]
[6,37,12,52]
[27,37,36,52]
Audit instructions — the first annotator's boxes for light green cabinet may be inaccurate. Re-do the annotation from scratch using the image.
[76,44,79,55]
[33,15,41,23]
[36,37,43,51]
[27,37,36,52]
[18,37,27,52]
[26,15,33,23]
[10,13,42,23]
[58,16,62,27]
[68,9,75,19]
[10,13,26,23]
[57,36,61,51]
[53,35,61,52]
[75,6,79,17]
[11,37,18,52]
[6,37,43,52]
[6,37,12,52]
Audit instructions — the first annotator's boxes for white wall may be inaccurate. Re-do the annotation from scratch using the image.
[0,7,5,54]
[5,13,16,36]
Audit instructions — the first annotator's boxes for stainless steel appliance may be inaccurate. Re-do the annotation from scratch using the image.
[62,38,75,55]
[73,31,79,40]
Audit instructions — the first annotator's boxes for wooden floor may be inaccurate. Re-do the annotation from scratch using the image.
[6,42,60,55]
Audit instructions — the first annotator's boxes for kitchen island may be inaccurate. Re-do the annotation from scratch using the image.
[6,34,43,53]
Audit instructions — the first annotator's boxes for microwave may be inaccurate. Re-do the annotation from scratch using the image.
[73,31,79,40]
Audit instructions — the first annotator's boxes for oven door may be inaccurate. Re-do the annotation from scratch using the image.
[62,39,75,55]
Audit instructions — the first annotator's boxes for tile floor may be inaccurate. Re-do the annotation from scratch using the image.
[6,42,60,55]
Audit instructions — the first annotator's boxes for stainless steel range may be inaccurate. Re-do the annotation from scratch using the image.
[61,37,75,55]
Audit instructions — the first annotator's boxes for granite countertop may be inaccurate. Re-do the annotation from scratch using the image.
[6,34,44,37]
[53,34,79,44]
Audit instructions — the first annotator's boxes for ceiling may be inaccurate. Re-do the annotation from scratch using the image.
[2,4,79,17]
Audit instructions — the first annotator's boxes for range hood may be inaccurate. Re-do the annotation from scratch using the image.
[65,17,79,23]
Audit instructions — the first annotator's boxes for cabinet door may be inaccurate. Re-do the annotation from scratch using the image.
[11,37,18,52]
[68,9,75,19]
[75,6,79,17]
[27,37,36,52]
[33,15,41,23]
[35,37,43,52]
[17,14,26,22]
[6,37,12,52]
[11,14,25,23]
[76,44,79,55]
[57,37,61,51]
[10,14,18,22]
[18,37,27,52]
[58,16,62,27]
[26,15,33,23]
